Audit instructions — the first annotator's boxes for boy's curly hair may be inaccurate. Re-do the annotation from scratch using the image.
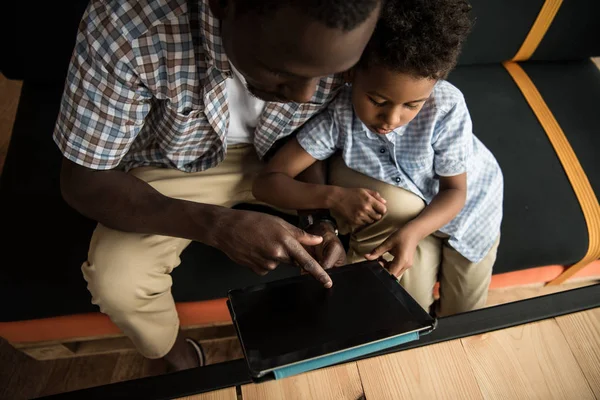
[360,0,473,79]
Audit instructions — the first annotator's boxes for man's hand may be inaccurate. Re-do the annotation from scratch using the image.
[213,209,333,288]
[364,227,420,277]
[305,221,346,269]
[329,187,387,227]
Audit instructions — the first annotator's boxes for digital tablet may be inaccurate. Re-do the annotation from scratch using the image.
[228,261,436,379]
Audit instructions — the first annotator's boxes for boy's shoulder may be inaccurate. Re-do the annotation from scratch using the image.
[427,80,467,115]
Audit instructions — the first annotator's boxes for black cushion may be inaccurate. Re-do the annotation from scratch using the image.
[447,63,590,273]
[0,0,89,81]
[522,60,600,195]
[532,0,600,61]
[457,0,545,65]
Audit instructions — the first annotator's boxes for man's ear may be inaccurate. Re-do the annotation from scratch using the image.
[208,0,232,19]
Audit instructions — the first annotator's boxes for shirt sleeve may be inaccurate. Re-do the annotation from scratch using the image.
[295,108,340,161]
[432,95,473,177]
[53,3,151,170]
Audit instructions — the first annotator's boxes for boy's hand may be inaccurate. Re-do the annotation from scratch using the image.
[331,187,387,227]
[364,228,420,277]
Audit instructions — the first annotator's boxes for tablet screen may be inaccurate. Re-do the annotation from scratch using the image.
[228,261,434,373]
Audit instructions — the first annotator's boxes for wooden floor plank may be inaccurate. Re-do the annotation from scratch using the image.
[357,340,483,400]
[37,354,120,397]
[177,387,237,400]
[461,319,594,399]
[110,352,166,384]
[241,363,363,400]
[555,308,600,397]
[0,339,55,400]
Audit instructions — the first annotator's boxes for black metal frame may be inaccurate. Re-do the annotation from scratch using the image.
[38,283,600,400]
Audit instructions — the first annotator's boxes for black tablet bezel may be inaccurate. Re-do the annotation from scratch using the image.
[228,261,436,376]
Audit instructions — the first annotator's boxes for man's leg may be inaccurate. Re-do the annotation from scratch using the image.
[328,156,441,312]
[82,145,264,370]
[437,236,500,316]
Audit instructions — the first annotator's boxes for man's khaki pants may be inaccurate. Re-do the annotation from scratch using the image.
[329,156,499,317]
[83,146,498,358]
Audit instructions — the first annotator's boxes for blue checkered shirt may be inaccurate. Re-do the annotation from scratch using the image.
[54,0,341,172]
[297,82,503,262]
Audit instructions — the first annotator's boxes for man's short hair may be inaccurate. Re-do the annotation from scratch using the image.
[234,0,380,31]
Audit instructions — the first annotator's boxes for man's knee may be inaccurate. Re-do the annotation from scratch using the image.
[84,263,145,315]
[378,187,426,227]
[84,227,176,315]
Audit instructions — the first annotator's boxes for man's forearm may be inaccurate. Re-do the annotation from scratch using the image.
[60,159,225,246]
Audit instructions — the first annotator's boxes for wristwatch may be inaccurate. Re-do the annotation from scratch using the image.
[298,210,339,236]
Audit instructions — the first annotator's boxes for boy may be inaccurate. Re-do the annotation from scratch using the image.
[252,0,503,316]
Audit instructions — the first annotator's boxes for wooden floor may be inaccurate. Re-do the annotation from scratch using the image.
[2,307,598,399]
[208,308,600,400]
[0,336,244,399]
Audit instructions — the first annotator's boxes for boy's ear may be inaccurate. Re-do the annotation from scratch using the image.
[343,68,355,84]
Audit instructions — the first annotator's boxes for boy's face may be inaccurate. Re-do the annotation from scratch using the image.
[352,65,436,134]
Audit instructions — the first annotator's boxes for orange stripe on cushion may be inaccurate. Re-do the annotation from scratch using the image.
[0,299,231,344]
[432,261,600,297]
[5,263,600,344]
[503,62,600,285]
[489,260,600,289]
[512,0,563,61]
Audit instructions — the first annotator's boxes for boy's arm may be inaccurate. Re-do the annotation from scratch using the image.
[253,138,387,224]
[253,138,340,210]
[401,173,467,240]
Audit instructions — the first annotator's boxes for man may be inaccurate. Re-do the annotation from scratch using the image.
[55,0,380,370]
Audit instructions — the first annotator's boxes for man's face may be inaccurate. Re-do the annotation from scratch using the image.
[214,2,380,103]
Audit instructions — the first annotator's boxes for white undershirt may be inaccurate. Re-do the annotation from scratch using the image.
[225,64,266,145]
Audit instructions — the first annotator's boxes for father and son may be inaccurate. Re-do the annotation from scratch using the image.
[54,0,503,370]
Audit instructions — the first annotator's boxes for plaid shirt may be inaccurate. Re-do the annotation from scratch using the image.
[297,83,504,263]
[54,0,341,172]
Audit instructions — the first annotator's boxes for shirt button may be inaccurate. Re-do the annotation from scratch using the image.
[380,147,386,154]
[395,177,401,183]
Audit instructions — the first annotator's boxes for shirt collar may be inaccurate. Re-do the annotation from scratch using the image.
[354,108,405,141]
[199,0,231,73]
